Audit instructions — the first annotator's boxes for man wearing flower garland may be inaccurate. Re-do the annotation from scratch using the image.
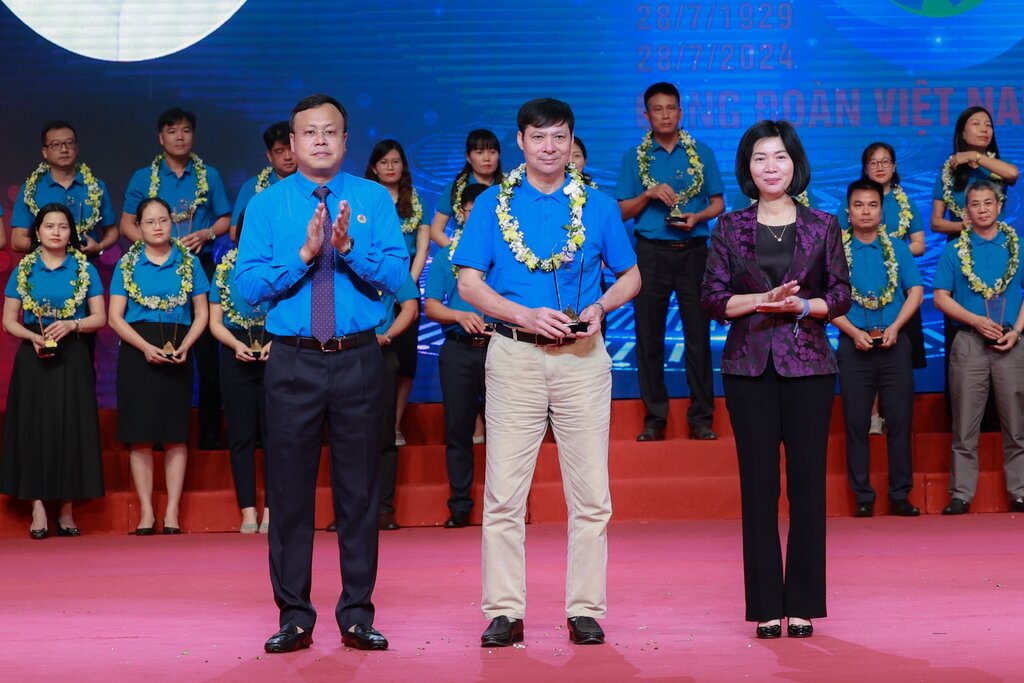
[616,82,725,442]
[10,121,118,258]
[121,107,232,450]
[230,121,297,235]
[455,98,640,647]
[934,179,1024,515]
[831,179,923,518]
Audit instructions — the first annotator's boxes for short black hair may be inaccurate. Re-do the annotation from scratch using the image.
[965,178,1003,203]
[30,202,82,251]
[734,120,811,200]
[262,121,291,150]
[157,107,196,132]
[135,196,172,224]
[846,178,885,206]
[460,183,488,210]
[40,120,77,146]
[643,82,680,109]
[290,94,348,133]
[516,98,574,134]
[859,142,900,186]
[573,136,587,160]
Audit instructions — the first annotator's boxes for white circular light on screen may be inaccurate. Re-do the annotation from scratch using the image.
[3,0,247,62]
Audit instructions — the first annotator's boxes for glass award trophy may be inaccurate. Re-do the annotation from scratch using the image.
[553,253,588,334]
[37,301,58,358]
[984,293,1011,346]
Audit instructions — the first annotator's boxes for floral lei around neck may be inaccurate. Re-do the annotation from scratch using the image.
[496,163,587,273]
[637,129,704,215]
[401,189,424,234]
[842,226,899,309]
[452,172,470,227]
[16,247,90,320]
[941,151,1005,220]
[841,185,913,240]
[24,162,103,239]
[448,228,463,276]
[255,166,274,193]
[215,248,266,328]
[957,221,1020,299]
[148,152,209,222]
[121,238,194,310]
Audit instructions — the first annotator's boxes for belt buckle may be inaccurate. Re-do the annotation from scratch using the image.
[320,337,340,352]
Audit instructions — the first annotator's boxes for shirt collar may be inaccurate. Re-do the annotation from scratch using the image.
[970,228,1006,246]
[850,234,881,251]
[518,173,571,205]
[43,168,84,188]
[161,157,194,178]
[36,252,72,272]
[293,170,347,201]
[138,244,183,268]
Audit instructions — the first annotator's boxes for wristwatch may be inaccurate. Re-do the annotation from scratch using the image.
[339,236,355,255]
[383,333,392,345]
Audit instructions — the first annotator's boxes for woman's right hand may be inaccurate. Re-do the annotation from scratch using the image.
[234,341,257,362]
[143,344,172,364]
[755,280,801,313]
[850,329,876,352]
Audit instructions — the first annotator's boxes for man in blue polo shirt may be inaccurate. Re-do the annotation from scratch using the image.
[617,82,725,442]
[230,121,297,234]
[235,93,407,654]
[10,121,118,257]
[121,107,232,450]
[832,179,923,519]
[455,98,640,648]
[934,179,1024,515]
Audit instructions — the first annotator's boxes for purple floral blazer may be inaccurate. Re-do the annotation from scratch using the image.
[700,203,851,377]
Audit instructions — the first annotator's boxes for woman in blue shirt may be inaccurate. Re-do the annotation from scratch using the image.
[209,210,270,534]
[428,129,503,248]
[1,203,106,539]
[108,197,210,535]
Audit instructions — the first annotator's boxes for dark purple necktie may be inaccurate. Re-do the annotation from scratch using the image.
[310,186,336,342]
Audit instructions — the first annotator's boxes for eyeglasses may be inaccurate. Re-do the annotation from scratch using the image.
[298,129,342,142]
[867,159,893,169]
[45,140,77,151]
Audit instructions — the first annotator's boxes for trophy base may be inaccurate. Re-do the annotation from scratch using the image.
[568,321,590,335]
[161,352,176,359]
[251,350,262,360]
[38,347,58,359]
[665,217,689,230]
[984,325,1014,346]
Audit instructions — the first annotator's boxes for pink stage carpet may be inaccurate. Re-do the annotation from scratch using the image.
[1,517,1020,682]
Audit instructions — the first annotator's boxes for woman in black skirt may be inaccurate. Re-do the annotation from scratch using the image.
[209,211,270,533]
[1,203,106,538]
[108,197,210,535]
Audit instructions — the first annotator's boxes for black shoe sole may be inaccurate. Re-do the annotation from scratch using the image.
[264,634,312,653]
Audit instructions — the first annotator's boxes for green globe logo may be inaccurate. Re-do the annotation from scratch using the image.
[891,0,984,17]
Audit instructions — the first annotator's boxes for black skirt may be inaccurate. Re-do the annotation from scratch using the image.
[116,322,193,444]
[0,336,105,501]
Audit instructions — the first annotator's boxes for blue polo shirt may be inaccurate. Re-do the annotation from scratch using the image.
[110,246,211,324]
[231,169,284,226]
[123,156,232,254]
[234,171,409,338]
[4,253,103,325]
[837,188,924,238]
[616,135,724,240]
[453,172,636,318]
[931,166,1008,219]
[845,233,922,330]
[375,274,420,335]
[209,249,266,331]
[11,168,116,242]
[933,228,1022,326]
[424,245,482,335]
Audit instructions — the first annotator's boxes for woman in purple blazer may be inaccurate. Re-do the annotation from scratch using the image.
[700,121,850,640]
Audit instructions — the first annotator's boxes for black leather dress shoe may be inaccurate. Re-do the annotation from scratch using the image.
[30,527,48,540]
[689,425,719,440]
[264,624,313,653]
[481,616,524,647]
[890,498,920,516]
[567,616,605,645]
[942,498,970,515]
[133,526,155,536]
[1010,497,1024,512]
[56,525,81,537]
[378,509,400,531]
[853,502,874,518]
[787,620,814,638]
[636,428,665,442]
[342,624,388,650]
[756,622,782,639]
[444,514,469,528]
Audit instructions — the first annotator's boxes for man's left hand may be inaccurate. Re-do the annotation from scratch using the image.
[331,199,353,254]
[573,303,604,338]
[880,326,900,348]
[993,328,1020,352]
[669,212,699,231]
[179,231,208,253]
[80,235,102,257]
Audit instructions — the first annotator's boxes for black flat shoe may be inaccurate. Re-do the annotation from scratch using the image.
[756,623,782,639]
[942,498,970,515]
[1010,497,1024,512]
[890,498,920,517]
[162,526,182,535]
[636,428,665,442]
[264,624,312,653]
[567,616,605,645]
[30,528,48,540]
[56,525,81,537]
[133,526,156,536]
[853,502,874,518]
[378,510,400,531]
[481,616,524,647]
[788,621,814,638]
[689,425,718,440]
[342,624,388,650]
[444,514,469,529]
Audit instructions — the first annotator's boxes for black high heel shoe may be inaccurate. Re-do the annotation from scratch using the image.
[57,525,81,537]
[756,621,782,639]
[787,619,814,638]
[30,527,49,540]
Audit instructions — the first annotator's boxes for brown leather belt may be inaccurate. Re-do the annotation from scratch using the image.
[494,323,576,346]
[274,330,376,352]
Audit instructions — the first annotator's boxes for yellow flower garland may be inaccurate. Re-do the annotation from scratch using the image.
[121,238,195,311]
[842,227,899,309]
[940,152,1005,220]
[23,162,103,239]
[16,247,90,320]
[451,172,470,228]
[401,189,424,235]
[214,249,266,329]
[956,221,1019,299]
[254,166,274,193]
[636,130,704,216]
[148,152,209,222]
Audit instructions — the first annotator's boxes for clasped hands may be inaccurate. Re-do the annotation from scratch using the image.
[518,303,604,340]
[32,319,77,356]
[300,200,353,264]
[755,280,805,315]
[973,314,1018,351]
[646,183,696,230]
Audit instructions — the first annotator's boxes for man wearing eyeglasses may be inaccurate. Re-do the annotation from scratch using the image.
[10,121,118,257]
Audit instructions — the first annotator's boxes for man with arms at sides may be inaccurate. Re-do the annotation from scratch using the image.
[10,120,118,258]
[121,107,232,450]
[455,98,640,647]
[235,94,408,653]
[617,82,724,442]
[933,179,1024,515]
[230,121,297,235]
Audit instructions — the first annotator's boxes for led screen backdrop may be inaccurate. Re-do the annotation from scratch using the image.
[2,0,1024,406]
